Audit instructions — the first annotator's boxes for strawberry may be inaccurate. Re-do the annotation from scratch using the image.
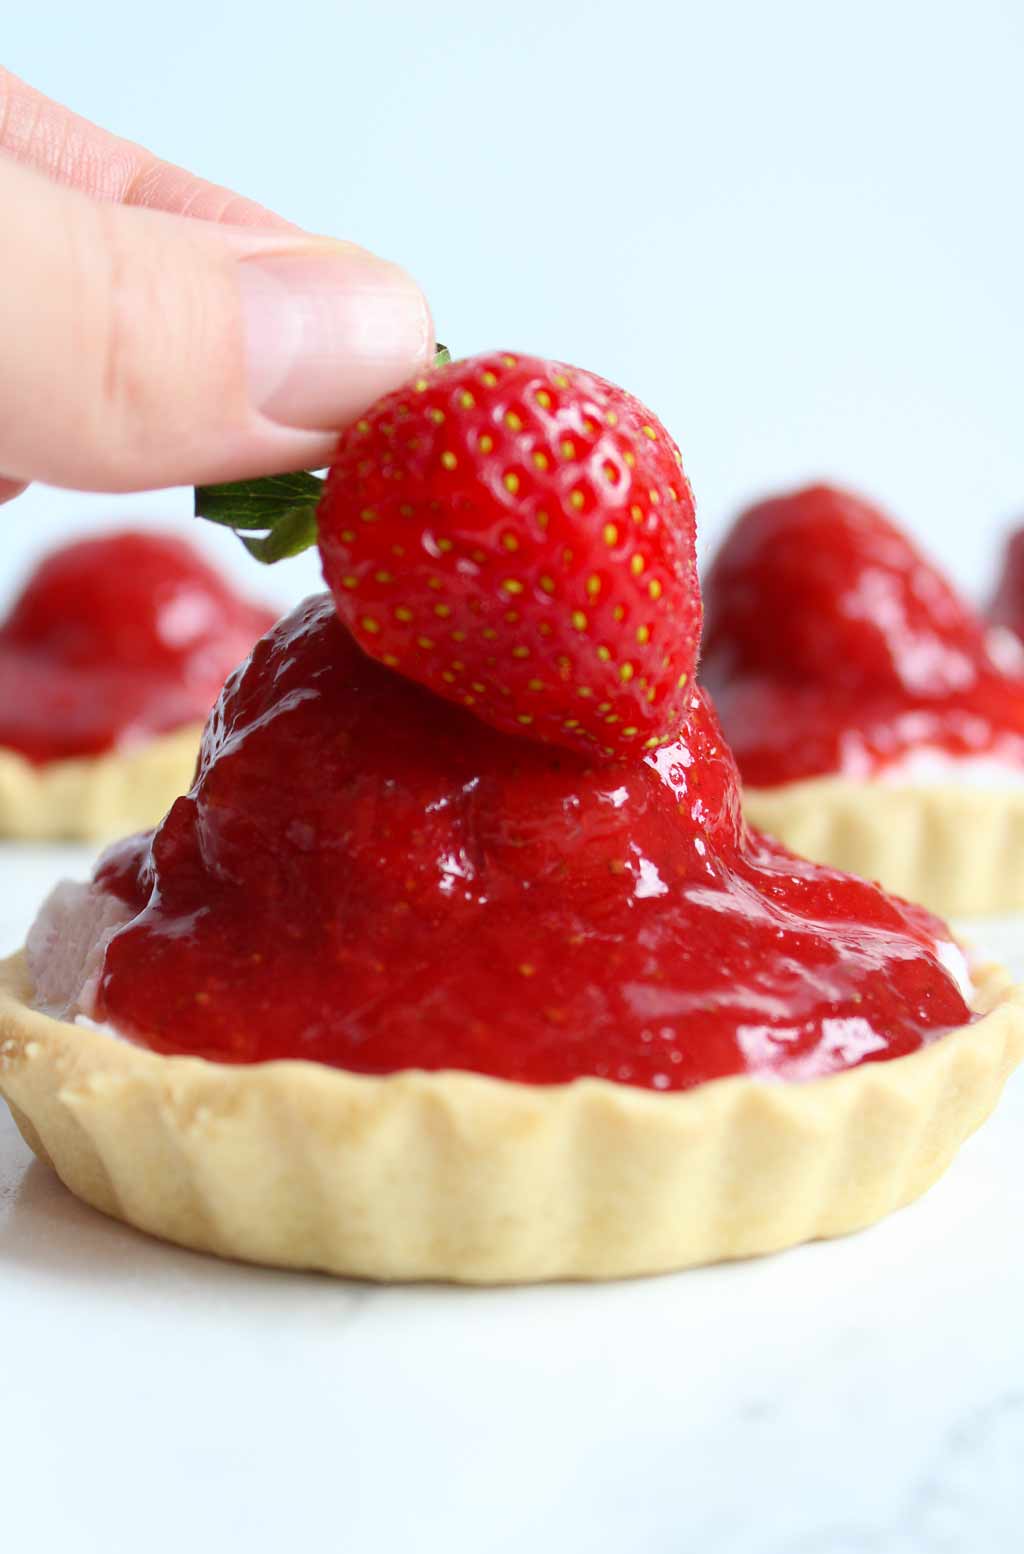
[702,483,990,699]
[197,351,700,759]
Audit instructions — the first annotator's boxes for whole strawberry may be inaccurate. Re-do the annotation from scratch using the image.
[198,351,700,758]
[702,484,990,699]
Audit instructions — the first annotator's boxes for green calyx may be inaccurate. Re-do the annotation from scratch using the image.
[193,343,451,564]
[195,470,324,562]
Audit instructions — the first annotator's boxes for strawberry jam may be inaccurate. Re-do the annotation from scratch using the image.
[0,531,277,763]
[91,594,971,1091]
[702,485,1024,786]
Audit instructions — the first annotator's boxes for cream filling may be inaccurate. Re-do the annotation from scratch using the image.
[26,878,133,1023]
[869,748,1024,788]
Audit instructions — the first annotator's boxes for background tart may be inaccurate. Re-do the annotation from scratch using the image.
[0,530,275,839]
[742,776,1024,919]
[702,484,1024,915]
[0,724,205,842]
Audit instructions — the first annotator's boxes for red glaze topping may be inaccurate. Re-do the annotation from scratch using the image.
[91,595,971,1090]
[0,531,277,763]
[702,485,1024,786]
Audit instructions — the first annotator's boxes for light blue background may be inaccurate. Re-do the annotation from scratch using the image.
[4,0,1023,613]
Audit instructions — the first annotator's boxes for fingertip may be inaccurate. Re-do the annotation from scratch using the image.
[238,243,434,433]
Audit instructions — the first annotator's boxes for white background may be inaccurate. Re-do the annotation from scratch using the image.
[3,0,1023,610]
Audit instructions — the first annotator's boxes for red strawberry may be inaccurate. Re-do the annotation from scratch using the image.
[4,530,274,674]
[198,352,700,759]
[702,483,990,698]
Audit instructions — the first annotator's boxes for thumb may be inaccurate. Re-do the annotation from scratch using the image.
[0,156,434,492]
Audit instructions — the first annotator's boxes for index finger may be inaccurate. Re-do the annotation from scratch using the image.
[0,65,295,228]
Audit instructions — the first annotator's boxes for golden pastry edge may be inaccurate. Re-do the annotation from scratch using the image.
[744,778,1024,917]
[2,952,1021,1283]
[0,726,204,841]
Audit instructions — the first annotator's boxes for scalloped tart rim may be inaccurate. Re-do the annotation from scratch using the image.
[1,953,1022,1284]
[0,726,203,841]
[743,777,1024,918]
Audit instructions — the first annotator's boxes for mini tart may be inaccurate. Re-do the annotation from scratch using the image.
[0,726,204,843]
[0,528,275,840]
[742,778,1024,919]
[1,952,1020,1283]
[701,484,1024,918]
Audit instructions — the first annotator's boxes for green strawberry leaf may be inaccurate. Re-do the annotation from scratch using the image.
[194,471,324,565]
[195,470,325,530]
[238,503,322,563]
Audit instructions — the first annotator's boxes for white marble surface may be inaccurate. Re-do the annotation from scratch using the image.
[2,845,1023,1554]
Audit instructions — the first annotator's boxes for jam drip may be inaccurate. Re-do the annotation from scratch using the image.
[0,531,277,763]
[93,595,971,1091]
[702,485,1024,786]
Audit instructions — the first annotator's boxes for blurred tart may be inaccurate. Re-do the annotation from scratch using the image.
[0,530,276,839]
[702,485,1024,916]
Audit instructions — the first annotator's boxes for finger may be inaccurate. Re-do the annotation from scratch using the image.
[0,157,434,492]
[0,476,28,505]
[0,65,293,228]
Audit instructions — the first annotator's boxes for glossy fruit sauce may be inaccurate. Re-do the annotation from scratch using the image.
[91,594,972,1091]
[701,485,1024,786]
[0,531,277,763]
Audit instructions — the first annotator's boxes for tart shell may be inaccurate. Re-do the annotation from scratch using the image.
[0,727,203,842]
[1,953,1022,1283]
[743,778,1024,919]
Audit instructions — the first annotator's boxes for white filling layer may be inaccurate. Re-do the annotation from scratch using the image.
[26,878,133,1023]
[73,1012,131,1043]
[870,748,1024,788]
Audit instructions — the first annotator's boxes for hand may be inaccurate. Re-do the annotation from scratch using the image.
[0,68,434,505]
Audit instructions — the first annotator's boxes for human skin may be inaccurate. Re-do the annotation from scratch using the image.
[0,67,434,503]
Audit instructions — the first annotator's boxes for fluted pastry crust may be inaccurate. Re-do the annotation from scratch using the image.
[743,778,1024,917]
[0,727,202,841]
[1,953,1021,1283]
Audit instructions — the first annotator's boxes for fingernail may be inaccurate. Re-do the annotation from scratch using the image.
[238,244,433,429]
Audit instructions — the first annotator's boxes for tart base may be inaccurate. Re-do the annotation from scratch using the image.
[0,727,203,842]
[743,778,1024,918]
[1,953,1022,1283]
